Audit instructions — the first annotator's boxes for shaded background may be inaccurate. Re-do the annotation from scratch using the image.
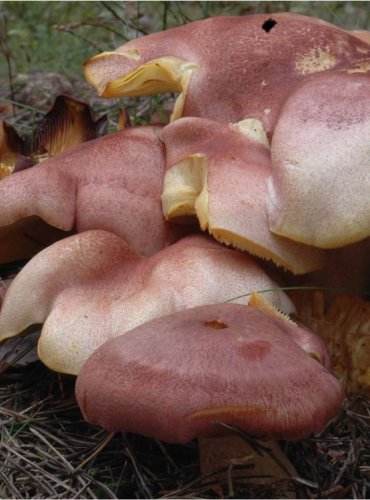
[1,1,370,127]
[2,1,370,76]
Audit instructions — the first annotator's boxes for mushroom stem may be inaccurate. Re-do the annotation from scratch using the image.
[198,434,297,498]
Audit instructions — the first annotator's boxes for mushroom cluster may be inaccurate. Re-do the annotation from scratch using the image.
[1,12,370,449]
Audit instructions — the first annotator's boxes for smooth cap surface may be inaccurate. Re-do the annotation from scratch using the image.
[76,303,343,443]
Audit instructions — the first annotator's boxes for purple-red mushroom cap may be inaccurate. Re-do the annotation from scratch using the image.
[0,231,294,375]
[0,126,182,264]
[268,70,370,248]
[75,303,343,444]
[83,13,370,135]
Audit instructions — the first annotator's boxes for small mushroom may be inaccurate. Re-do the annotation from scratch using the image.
[267,70,370,248]
[33,94,107,157]
[0,95,107,181]
[0,126,181,262]
[0,231,294,375]
[161,116,326,274]
[0,121,27,179]
[84,13,370,135]
[75,303,343,444]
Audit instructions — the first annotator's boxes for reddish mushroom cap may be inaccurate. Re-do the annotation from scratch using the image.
[268,71,370,248]
[0,120,27,179]
[84,13,370,135]
[75,303,343,444]
[0,126,181,262]
[0,231,294,375]
[161,116,326,274]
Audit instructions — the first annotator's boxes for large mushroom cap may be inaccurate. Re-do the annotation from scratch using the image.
[267,70,370,248]
[84,13,370,135]
[76,303,343,444]
[0,231,294,375]
[0,126,181,262]
[161,116,326,274]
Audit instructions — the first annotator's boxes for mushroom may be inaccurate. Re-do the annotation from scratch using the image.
[351,30,370,44]
[0,231,294,375]
[267,70,370,248]
[0,120,27,179]
[0,95,107,181]
[33,94,107,157]
[0,276,40,372]
[75,303,343,444]
[0,125,182,263]
[84,13,370,136]
[161,116,326,274]
[198,433,297,497]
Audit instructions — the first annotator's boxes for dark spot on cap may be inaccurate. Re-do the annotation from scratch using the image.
[262,18,277,33]
[204,320,228,329]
